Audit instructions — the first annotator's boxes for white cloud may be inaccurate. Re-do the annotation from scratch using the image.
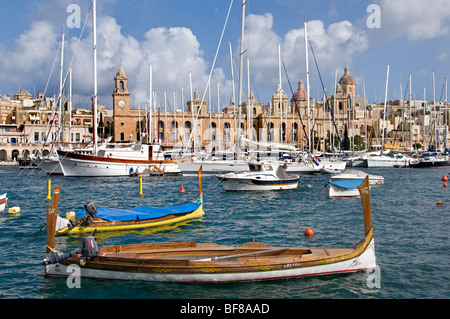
[243,15,369,97]
[0,21,58,84]
[377,0,450,41]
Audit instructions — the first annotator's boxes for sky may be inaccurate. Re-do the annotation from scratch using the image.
[0,0,449,111]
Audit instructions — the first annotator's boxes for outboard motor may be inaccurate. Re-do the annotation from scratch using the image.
[67,202,98,230]
[43,231,99,266]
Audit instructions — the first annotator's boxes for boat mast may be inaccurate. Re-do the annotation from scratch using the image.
[149,65,152,144]
[304,22,311,153]
[445,76,448,151]
[237,0,245,158]
[58,33,65,144]
[409,74,412,150]
[381,64,390,151]
[68,68,72,149]
[278,44,282,143]
[92,0,98,154]
[228,42,237,147]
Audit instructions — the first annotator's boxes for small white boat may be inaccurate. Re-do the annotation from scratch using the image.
[216,162,299,191]
[330,170,384,186]
[0,193,7,213]
[328,179,363,198]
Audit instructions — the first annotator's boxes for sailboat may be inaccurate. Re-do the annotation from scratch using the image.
[43,176,376,283]
[57,0,180,177]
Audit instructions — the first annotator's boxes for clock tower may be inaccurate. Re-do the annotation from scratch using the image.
[112,65,131,142]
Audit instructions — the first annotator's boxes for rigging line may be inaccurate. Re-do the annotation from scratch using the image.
[308,39,342,146]
[392,80,410,146]
[281,59,309,148]
[183,0,234,155]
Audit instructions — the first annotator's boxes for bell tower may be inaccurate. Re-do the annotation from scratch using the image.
[112,65,131,142]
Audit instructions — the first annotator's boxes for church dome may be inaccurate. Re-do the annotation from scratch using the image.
[339,67,355,85]
[292,80,307,101]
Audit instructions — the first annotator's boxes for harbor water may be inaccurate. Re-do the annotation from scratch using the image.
[0,165,448,299]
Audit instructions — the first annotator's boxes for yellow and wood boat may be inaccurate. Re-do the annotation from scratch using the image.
[43,176,377,283]
[53,168,204,236]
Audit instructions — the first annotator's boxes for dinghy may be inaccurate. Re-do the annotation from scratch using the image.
[43,177,377,283]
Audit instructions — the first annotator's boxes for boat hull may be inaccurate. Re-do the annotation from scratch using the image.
[366,156,409,168]
[219,177,299,191]
[35,160,63,175]
[328,185,361,197]
[178,160,249,176]
[59,152,180,177]
[45,237,376,283]
[410,159,450,168]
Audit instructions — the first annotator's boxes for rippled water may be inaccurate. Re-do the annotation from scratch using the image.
[0,165,449,299]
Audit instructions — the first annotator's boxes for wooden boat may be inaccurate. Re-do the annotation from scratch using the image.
[53,168,204,235]
[216,162,299,191]
[43,177,377,283]
[0,193,7,213]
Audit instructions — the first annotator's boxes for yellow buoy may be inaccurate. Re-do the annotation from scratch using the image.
[139,177,143,197]
[46,179,52,200]
[437,201,444,206]
[8,207,20,217]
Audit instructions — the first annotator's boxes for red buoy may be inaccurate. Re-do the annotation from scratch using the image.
[442,174,448,181]
[179,185,186,193]
[304,227,314,237]
[444,183,448,188]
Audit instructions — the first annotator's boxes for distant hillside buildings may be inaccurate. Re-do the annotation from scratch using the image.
[1,66,448,162]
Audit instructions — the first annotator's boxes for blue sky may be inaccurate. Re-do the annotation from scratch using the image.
[0,0,449,110]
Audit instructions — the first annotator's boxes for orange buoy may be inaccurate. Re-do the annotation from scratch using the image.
[304,227,314,237]
[179,185,186,193]
[437,201,444,206]
[444,182,448,188]
[442,175,448,181]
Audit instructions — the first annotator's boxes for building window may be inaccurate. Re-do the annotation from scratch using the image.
[34,132,39,142]
[185,121,191,129]
[120,132,124,141]
[75,133,81,142]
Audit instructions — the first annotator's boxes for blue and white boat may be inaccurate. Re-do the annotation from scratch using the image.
[216,162,299,191]
[328,179,364,198]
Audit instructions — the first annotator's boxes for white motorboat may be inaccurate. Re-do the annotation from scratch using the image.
[216,162,299,191]
[366,153,409,168]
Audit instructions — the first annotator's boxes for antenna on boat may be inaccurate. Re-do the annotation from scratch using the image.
[357,177,373,235]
